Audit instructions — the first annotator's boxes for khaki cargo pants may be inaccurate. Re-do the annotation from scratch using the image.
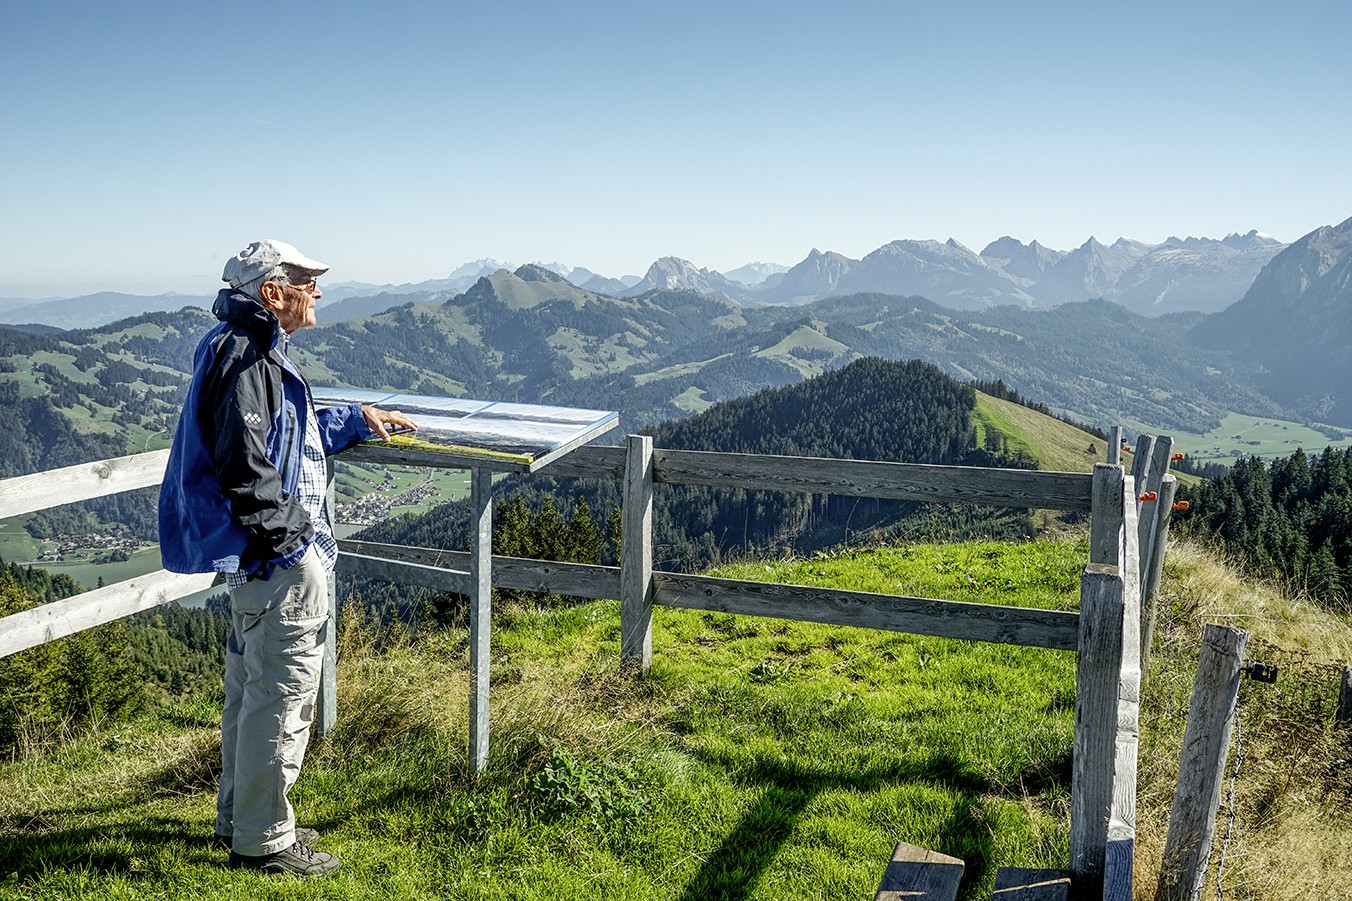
[215,544,328,856]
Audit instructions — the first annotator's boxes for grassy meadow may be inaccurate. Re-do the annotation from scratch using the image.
[1163,412,1352,465]
[2,534,1348,899]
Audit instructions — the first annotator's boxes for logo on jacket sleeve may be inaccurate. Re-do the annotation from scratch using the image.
[243,411,264,428]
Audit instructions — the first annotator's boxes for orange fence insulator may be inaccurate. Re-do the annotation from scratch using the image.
[1173,500,1191,512]
[1139,491,1159,502]
[1171,453,1184,461]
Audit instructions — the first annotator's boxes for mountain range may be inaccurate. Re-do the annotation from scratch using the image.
[1189,216,1352,426]
[0,230,1287,331]
[0,217,1345,485]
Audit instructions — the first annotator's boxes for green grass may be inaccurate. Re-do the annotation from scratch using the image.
[971,393,1106,474]
[32,546,164,592]
[0,517,40,569]
[1165,411,1352,464]
[0,540,1083,900]
[5,536,1350,897]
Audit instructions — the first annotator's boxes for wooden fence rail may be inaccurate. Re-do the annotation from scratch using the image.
[0,433,1173,900]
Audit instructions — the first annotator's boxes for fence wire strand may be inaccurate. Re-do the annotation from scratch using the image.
[1214,706,1243,901]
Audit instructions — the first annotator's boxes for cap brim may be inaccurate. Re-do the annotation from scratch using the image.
[286,253,330,275]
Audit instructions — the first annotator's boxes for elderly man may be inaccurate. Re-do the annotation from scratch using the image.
[159,239,416,876]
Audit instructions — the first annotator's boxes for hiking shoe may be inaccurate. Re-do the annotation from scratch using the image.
[215,827,319,850]
[229,840,340,876]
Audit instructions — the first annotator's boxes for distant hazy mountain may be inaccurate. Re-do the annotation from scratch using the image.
[321,258,514,302]
[576,274,633,296]
[1110,231,1286,316]
[832,239,1036,310]
[561,266,600,286]
[980,237,1064,285]
[1028,238,1153,307]
[724,261,790,286]
[753,249,858,305]
[9,226,1296,330]
[1191,217,1352,426]
[620,257,749,302]
[318,292,437,323]
[0,292,211,330]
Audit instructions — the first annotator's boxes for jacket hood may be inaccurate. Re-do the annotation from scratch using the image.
[212,288,283,347]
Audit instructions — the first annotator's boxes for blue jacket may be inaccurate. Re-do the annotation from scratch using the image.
[158,289,373,578]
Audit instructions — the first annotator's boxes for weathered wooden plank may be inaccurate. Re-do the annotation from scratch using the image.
[339,441,629,479]
[620,435,655,668]
[652,573,1080,650]
[1108,425,1124,466]
[468,468,493,776]
[992,867,1070,900]
[336,540,620,600]
[1156,624,1248,901]
[1089,464,1125,566]
[1121,474,1142,633]
[651,448,1094,511]
[874,842,964,901]
[0,449,169,519]
[337,550,472,595]
[1070,564,1125,891]
[1140,475,1178,678]
[1104,836,1134,901]
[531,443,627,480]
[1338,665,1352,727]
[1130,434,1157,498]
[0,569,217,659]
[328,443,468,470]
[1105,479,1143,898]
[1136,435,1174,595]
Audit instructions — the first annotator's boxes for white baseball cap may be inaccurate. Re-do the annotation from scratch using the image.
[222,239,330,288]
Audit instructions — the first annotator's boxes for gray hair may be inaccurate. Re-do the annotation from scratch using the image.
[237,264,302,301]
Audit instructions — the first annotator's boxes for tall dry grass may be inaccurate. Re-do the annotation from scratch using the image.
[1133,539,1352,900]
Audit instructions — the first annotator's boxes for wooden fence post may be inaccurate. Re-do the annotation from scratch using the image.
[316,459,339,738]
[1156,624,1249,901]
[620,435,654,670]
[1109,425,1124,466]
[1336,666,1352,728]
[1139,474,1177,678]
[1070,563,1126,894]
[468,467,493,776]
[1090,464,1125,567]
[1136,437,1174,601]
[1131,434,1157,503]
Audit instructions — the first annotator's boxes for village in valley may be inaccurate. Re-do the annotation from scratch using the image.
[334,466,465,527]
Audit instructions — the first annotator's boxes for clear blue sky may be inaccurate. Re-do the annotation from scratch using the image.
[2,0,1349,297]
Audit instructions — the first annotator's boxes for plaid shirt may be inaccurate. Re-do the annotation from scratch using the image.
[227,395,337,589]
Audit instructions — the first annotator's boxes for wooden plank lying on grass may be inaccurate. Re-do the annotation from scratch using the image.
[874,842,964,901]
[993,867,1070,900]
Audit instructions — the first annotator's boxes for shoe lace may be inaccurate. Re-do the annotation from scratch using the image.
[290,841,317,860]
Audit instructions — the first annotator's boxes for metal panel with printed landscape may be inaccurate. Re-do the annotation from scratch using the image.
[311,388,619,473]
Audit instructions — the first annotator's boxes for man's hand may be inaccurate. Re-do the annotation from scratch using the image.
[361,405,419,442]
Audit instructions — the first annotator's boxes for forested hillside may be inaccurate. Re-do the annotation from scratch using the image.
[350,358,1061,621]
[1175,446,1351,604]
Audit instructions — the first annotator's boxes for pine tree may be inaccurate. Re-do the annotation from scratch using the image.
[567,496,603,565]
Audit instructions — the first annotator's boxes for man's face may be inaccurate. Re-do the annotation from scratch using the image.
[260,275,322,333]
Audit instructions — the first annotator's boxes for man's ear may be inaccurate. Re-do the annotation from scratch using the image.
[258,280,283,312]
